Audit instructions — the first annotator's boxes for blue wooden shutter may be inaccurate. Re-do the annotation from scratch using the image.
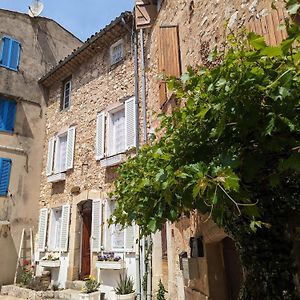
[0,158,12,196]
[5,100,16,132]
[0,100,5,131]
[10,40,21,70]
[0,37,21,70]
[0,37,11,67]
[0,99,16,132]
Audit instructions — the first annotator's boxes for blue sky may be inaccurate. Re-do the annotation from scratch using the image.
[0,0,134,41]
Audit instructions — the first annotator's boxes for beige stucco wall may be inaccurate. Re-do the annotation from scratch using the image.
[39,27,135,281]
[0,9,82,286]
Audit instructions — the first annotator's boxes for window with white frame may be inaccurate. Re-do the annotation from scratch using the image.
[55,133,67,173]
[48,207,62,251]
[108,107,125,156]
[110,40,124,65]
[61,79,71,110]
[37,205,71,253]
[46,126,76,177]
[104,200,135,252]
[95,97,136,160]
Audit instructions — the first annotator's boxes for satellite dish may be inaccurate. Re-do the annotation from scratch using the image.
[28,0,44,17]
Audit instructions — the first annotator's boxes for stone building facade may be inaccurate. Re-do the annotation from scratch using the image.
[0,9,81,286]
[137,0,289,299]
[37,12,139,298]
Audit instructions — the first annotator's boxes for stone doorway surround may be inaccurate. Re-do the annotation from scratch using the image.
[66,189,104,283]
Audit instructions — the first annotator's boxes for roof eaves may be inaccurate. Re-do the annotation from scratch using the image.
[39,11,132,86]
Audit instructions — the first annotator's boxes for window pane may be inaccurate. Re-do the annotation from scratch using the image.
[112,44,123,64]
[55,134,67,172]
[112,109,125,154]
[63,81,71,109]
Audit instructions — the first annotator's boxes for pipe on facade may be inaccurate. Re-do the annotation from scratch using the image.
[133,29,142,300]
[134,30,140,152]
[140,29,147,144]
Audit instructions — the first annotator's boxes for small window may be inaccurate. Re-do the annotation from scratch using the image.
[0,98,16,133]
[48,207,62,251]
[61,80,72,110]
[108,107,125,156]
[0,36,21,71]
[110,40,124,65]
[0,158,12,196]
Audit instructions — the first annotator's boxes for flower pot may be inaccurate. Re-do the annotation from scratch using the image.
[116,292,136,300]
[39,260,60,268]
[79,290,104,300]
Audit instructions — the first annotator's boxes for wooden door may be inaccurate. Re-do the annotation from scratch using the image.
[81,209,92,279]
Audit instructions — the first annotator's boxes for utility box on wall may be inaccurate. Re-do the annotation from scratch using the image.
[182,257,202,280]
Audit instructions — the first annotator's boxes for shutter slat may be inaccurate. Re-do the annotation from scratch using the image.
[158,26,181,106]
[9,40,20,70]
[125,97,136,149]
[66,127,76,170]
[37,208,48,252]
[46,137,55,176]
[91,200,102,252]
[0,158,12,196]
[96,112,105,160]
[59,204,70,252]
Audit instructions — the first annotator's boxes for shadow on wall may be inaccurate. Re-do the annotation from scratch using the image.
[0,225,18,285]
[15,102,34,139]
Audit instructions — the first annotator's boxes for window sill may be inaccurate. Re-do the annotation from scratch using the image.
[100,153,125,168]
[47,172,66,183]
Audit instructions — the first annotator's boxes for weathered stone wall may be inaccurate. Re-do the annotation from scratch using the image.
[144,0,286,298]
[40,31,135,209]
[0,9,82,286]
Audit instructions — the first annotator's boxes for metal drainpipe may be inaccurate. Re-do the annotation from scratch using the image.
[134,30,140,151]
[134,29,142,300]
[140,28,147,143]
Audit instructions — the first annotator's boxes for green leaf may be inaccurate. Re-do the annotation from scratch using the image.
[261,46,282,57]
[287,3,300,14]
[279,153,300,173]
[248,32,267,50]
[148,219,157,233]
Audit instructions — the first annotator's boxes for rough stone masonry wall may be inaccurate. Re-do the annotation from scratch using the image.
[40,32,135,210]
[144,0,287,299]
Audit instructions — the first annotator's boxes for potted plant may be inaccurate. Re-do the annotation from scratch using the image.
[115,273,135,300]
[79,275,103,300]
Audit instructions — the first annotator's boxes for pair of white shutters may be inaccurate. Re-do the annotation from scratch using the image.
[46,127,76,176]
[90,199,135,252]
[96,97,136,160]
[37,205,71,252]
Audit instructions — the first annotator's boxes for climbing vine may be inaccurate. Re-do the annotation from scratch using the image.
[111,5,300,299]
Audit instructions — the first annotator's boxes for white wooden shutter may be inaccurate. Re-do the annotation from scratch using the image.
[96,112,105,160]
[112,224,125,250]
[46,137,55,176]
[37,208,48,252]
[125,225,135,252]
[91,200,102,252]
[104,199,112,250]
[66,127,76,170]
[107,113,114,156]
[125,97,136,149]
[59,204,70,252]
